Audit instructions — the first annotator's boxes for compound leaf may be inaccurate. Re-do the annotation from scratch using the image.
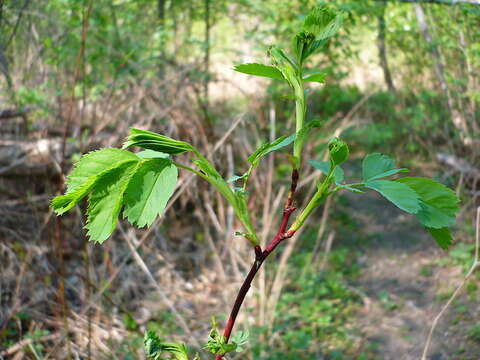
[362,153,408,182]
[233,63,285,81]
[144,331,164,360]
[204,318,237,355]
[123,158,178,228]
[365,179,420,214]
[292,31,316,63]
[85,161,140,243]
[51,181,95,215]
[396,177,459,229]
[303,6,344,42]
[144,331,190,360]
[302,39,327,58]
[231,330,249,353]
[293,6,343,62]
[51,148,139,215]
[66,148,138,192]
[160,343,189,360]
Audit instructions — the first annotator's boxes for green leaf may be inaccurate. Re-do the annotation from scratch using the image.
[294,119,322,144]
[248,134,295,166]
[309,160,344,184]
[193,158,258,246]
[365,179,421,214]
[362,153,408,182]
[334,166,345,184]
[292,31,316,63]
[337,184,364,193]
[309,160,329,174]
[231,330,249,353]
[427,227,453,250]
[144,331,164,360]
[51,182,93,215]
[123,128,194,155]
[123,158,178,227]
[160,343,189,360]
[294,7,343,63]
[396,177,459,229]
[144,331,190,360]
[51,148,139,215]
[227,173,247,183]
[302,39,327,59]
[303,72,326,83]
[66,148,138,193]
[51,146,181,243]
[203,318,237,355]
[137,149,169,159]
[85,161,140,243]
[296,120,322,140]
[268,46,299,89]
[303,6,344,42]
[233,63,284,81]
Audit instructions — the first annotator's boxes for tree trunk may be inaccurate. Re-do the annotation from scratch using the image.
[414,3,470,142]
[458,30,479,134]
[158,0,166,77]
[204,0,210,115]
[0,0,29,134]
[0,0,13,98]
[377,1,396,92]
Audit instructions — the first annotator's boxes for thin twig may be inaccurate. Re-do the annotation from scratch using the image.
[421,206,480,360]
[83,231,92,360]
[213,114,245,152]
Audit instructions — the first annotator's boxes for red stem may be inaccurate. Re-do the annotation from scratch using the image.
[215,170,299,360]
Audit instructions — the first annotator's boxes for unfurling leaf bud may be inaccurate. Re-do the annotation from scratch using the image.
[328,137,349,165]
[292,30,315,64]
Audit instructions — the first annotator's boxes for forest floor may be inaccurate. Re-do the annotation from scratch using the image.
[336,190,480,360]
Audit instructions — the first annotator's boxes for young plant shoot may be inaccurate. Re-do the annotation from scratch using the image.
[51,6,460,359]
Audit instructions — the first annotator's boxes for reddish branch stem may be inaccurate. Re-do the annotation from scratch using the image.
[215,170,299,360]
[286,169,299,208]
